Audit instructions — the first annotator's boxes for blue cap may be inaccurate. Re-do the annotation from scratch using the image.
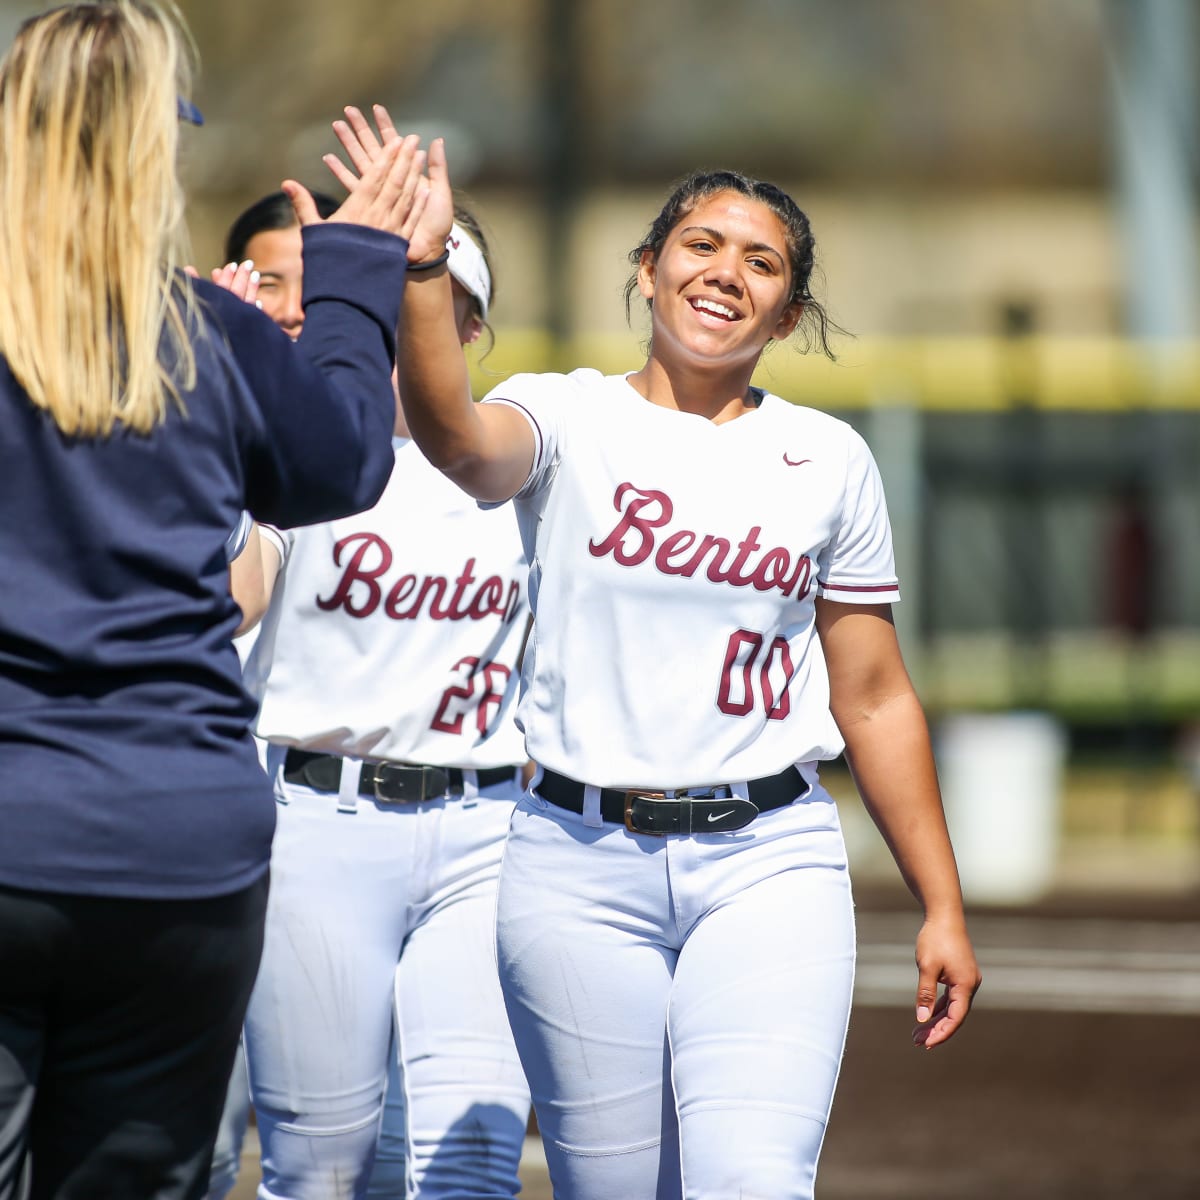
[176,96,204,125]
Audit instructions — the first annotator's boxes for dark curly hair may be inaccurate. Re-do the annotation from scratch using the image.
[623,169,843,360]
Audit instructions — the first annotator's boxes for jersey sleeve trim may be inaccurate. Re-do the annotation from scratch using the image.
[483,397,544,495]
[257,523,290,566]
[817,578,901,602]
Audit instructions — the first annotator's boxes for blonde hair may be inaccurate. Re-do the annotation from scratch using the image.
[0,0,198,436]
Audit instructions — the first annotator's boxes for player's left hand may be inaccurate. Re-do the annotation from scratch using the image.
[911,916,981,1050]
[207,259,261,306]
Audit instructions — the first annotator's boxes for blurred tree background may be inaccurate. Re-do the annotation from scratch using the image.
[169,0,1131,339]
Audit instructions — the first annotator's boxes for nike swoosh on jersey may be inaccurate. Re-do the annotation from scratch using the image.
[783,453,813,466]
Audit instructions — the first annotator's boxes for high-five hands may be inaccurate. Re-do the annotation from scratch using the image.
[283,115,429,244]
[324,105,454,266]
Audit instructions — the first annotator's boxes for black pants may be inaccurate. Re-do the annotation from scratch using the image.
[0,877,268,1200]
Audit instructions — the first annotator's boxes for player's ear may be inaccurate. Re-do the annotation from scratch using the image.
[637,249,656,302]
[772,300,804,342]
[462,314,484,346]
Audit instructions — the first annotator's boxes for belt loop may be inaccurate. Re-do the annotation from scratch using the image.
[796,761,817,794]
[337,756,361,814]
[267,743,290,805]
[460,768,480,808]
[582,784,603,828]
[730,778,751,802]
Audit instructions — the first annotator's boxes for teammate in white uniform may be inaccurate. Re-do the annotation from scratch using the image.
[239,205,532,1200]
[333,110,982,1200]
[206,205,334,1200]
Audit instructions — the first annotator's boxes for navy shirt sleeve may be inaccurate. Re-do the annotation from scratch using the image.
[194,222,405,530]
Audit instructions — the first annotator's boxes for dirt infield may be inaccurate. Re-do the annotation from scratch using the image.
[820,1007,1199,1198]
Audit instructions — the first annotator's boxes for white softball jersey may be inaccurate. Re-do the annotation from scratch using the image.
[485,369,900,788]
[245,437,529,768]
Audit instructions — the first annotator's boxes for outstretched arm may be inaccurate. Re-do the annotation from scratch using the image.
[208,126,437,529]
[816,598,982,1049]
[326,109,534,502]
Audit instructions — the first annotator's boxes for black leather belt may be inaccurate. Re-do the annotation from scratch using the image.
[283,749,515,804]
[535,766,810,835]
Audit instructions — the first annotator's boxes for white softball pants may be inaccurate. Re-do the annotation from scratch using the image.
[496,776,855,1200]
[244,749,530,1200]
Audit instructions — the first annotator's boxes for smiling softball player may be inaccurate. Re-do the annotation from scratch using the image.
[321,106,984,1200]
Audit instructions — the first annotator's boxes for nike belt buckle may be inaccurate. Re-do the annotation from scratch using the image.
[623,789,760,835]
[692,797,760,833]
[373,763,448,804]
[624,789,668,836]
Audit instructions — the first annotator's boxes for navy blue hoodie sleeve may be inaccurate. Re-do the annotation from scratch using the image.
[195,222,405,529]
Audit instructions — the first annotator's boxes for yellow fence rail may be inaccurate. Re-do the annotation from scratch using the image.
[468,334,1200,411]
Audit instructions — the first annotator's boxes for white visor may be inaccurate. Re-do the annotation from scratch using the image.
[446,223,491,321]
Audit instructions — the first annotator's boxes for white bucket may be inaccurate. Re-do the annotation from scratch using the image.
[937,711,1067,904]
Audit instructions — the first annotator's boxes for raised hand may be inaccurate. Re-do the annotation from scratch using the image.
[325,105,453,265]
[323,106,388,193]
[283,121,429,245]
[414,134,455,262]
[208,260,261,306]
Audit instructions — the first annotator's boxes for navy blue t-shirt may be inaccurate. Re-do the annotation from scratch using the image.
[0,222,405,898]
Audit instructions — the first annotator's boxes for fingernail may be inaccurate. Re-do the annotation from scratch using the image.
[249,271,260,283]
[225,262,236,272]
[916,1006,931,1022]
[255,300,263,310]
[240,260,253,271]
